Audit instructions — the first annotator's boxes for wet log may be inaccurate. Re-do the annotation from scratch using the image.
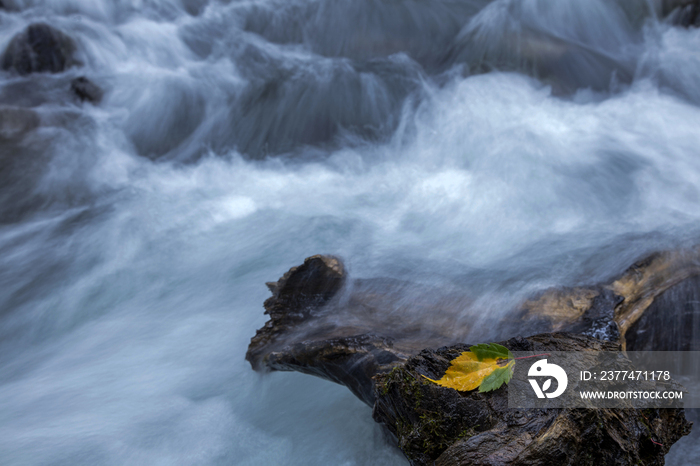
[246,252,696,464]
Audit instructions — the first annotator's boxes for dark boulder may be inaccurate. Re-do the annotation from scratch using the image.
[670,2,700,26]
[2,23,76,75]
[219,57,423,158]
[662,0,700,26]
[71,77,103,103]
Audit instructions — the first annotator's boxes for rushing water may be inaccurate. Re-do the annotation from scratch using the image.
[1,0,700,464]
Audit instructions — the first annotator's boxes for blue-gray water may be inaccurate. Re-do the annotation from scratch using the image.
[0,0,699,464]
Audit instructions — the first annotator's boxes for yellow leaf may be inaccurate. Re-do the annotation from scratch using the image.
[422,352,501,391]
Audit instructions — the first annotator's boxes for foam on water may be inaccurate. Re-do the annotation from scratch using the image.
[0,0,699,464]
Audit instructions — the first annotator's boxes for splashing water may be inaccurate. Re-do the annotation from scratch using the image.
[0,0,699,464]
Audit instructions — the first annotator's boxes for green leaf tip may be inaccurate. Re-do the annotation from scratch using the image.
[478,361,515,393]
[469,343,514,362]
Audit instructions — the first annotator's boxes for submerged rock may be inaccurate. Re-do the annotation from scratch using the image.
[226,58,422,158]
[663,0,700,26]
[441,0,699,94]
[71,77,103,103]
[2,23,76,75]
[671,3,700,26]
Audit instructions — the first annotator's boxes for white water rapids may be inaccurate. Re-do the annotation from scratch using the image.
[0,0,699,464]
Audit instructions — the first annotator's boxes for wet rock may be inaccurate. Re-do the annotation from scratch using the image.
[441,0,698,94]
[373,334,691,466]
[518,247,700,350]
[668,2,700,26]
[71,77,103,103]
[444,0,646,94]
[246,255,346,370]
[121,76,206,160]
[241,0,481,72]
[182,0,208,16]
[223,57,423,158]
[626,274,700,351]
[609,248,700,348]
[517,286,623,342]
[662,0,700,26]
[266,333,405,404]
[2,23,76,75]
[565,288,623,342]
[0,0,20,10]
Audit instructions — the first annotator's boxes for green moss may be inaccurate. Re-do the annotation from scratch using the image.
[419,411,451,455]
[376,365,424,407]
[376,366,402,396]
[376,365,482,462]
[459,425,479,440]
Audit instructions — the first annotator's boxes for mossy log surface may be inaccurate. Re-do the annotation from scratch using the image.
[372,333,691,466]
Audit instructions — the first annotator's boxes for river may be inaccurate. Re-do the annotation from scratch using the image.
[0,0,699,464]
